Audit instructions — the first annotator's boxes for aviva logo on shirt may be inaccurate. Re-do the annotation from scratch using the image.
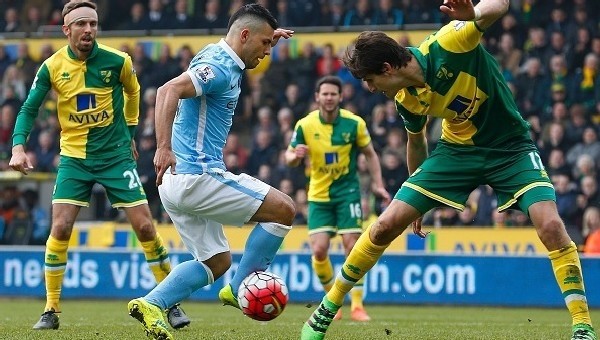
[325,152,339,164]
[76,94,97,112]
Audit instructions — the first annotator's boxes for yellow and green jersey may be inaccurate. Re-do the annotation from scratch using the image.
[12,41,140,159]
[289,109,371,202]
[396,20,530,148]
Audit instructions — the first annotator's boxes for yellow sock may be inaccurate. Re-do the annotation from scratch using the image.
[350,276,365,311]
[327,225,388,306]
[549,241,592,326]
[140,234,171,283]
[44,236,69,312]
[312,256,335,292]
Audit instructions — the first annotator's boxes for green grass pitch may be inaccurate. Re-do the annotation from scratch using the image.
[0,298,586,339]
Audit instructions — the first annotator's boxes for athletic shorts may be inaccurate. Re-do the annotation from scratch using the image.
[158,170,270,261]
[53,153,147,208]
[395,139,555,216]
[307,198,363,236]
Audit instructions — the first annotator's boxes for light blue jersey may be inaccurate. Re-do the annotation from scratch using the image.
[173,39,245,174]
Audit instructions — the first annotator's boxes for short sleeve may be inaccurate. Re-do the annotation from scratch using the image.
[186,63,228,97]
[396,101,427,133]
[356,117,371,148]
[288,121,305,149]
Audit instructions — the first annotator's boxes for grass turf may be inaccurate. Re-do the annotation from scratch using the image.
[0,298,584,339]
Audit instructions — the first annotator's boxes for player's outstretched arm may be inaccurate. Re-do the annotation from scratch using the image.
[440,0,509,30]
[154,72,197,186]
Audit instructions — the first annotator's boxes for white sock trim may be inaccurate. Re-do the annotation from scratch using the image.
[259,222,292,238]
[198,260,215,284]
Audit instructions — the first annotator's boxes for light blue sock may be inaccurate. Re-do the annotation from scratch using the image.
[144,260,213,309]
[229,222,289,292]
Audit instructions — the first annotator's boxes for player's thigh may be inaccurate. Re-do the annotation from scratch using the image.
[167,210,229,262]
[52,156,95,206]
[486,148,554,213]
[159,171,269,226]
[251,185,294,225]
[395,145,480,214]
[97,154,148,208]
[335,198,363,235]
[307,201,337,236]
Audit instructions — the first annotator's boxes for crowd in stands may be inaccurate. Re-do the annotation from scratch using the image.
[0,0,600,253]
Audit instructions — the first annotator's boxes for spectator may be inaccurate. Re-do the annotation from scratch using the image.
[583,206,600,253]
[287,0,321,27]
[572,27,593,74]
[1,65,27,104]
[553,172,579,229]
[472,185,496,226]
[343,0,373,27]
[316,43,342,77]
[247,129,278,176]
[0,45,12,79]
[319,0,345,28]
[223,132,249,172]
[573,154,597,183]
[252,106,278,142]
[145,0,167,30]
[20,6,44,34]
[494,32,522,80]
[572,53,599,111]
[290,41,319,101]
[22,189,49,245]
[515,57,546,119]
[564,103,589,146]
[372,0,404,26]
[199,0,228,29]
[0,7,20,33]
[148,44,180,87]
[566,127,600,167]
[119,2,149,30]
[167,0,195,30]
[280,83,307,121]
[137,134,160,220]
[546,148,571,178]
[33,130,58,173]
[14,43,37,88]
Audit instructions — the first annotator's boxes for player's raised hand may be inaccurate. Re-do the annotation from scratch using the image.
[372,185,392,207]
[272,28,294,47]
[154,147,176,186]
[439,0,477,21]
[412,216,430,239]
[9,145,34,175]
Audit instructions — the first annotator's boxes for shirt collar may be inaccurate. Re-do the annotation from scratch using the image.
[218,39,245,70]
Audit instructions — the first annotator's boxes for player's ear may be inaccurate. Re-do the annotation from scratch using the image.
[240,28,250,43]
[381,62,393,75]
[62,25,69,37]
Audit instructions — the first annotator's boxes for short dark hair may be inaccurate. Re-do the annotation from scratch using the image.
[315,75,343,94]
[227,3,278,30]
[343,31,412,79]
[62,0,97,18]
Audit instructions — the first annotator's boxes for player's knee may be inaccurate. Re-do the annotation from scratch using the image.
[312,245,329,259]
[277,195,296,226]
[371,220,398,245]
[132,219,156,239]
[536,217,566,244]
[50,221,73,240]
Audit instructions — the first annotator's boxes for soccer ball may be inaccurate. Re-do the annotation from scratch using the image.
[237,271,289,321]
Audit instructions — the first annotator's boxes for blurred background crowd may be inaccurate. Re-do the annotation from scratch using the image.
[0,0,600,252]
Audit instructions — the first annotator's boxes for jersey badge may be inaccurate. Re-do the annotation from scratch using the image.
[197,65,216,83]
[100,70,112,84]
[435,65,454,80]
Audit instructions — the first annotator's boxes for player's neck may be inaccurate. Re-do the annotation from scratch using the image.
[68,43,91,61]
[404,59,426,87]
[320,109,338,123]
